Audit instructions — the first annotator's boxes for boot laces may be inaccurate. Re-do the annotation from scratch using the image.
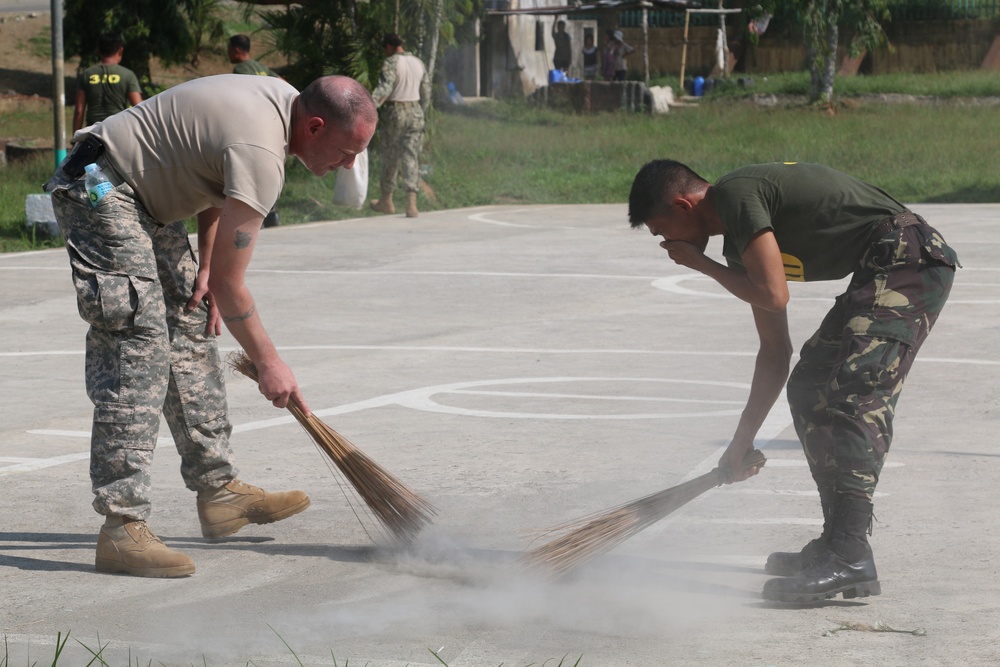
[131,520,161,542]
[230,479,257,492]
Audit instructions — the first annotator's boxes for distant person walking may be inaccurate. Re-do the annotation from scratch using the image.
[227,34,280,78]
[369,33,431,218]
[72,33,142,133]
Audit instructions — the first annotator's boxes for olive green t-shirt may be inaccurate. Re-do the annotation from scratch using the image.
[77,63,142,125]
[87,74,296,223]
[716,162,906,282]
[233,59,279,77]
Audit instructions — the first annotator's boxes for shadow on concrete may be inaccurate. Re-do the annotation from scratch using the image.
[923,185,1000,203]
[0,67,75,98]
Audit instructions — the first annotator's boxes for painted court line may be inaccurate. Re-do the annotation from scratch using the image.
[0,452,89,475]
[3,345,996,366]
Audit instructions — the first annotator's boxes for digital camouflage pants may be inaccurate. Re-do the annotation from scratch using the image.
[378,101,425,195]
[49,168,237,519]
[786,219,958,501]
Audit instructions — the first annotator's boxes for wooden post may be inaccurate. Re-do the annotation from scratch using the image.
[51,0,66,166]
[718,0,729,77]
[642,5,649,85]
[679,9,690,93]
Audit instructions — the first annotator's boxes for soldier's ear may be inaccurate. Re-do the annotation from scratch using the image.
[307,116,326,136]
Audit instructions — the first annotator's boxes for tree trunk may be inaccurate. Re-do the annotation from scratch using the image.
[818,20,838,103]
[425,0,444,104]
[805,0,839,104]
[805,21,821,102]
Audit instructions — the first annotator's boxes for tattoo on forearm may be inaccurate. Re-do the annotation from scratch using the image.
[234,230,252,249]
[222,304,256,323]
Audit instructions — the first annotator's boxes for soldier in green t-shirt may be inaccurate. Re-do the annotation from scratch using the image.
[628,160,959,604]
[72,33,143,133]
[227,34,280,78]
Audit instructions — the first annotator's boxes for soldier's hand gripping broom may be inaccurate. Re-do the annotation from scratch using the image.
[228,350,436,542]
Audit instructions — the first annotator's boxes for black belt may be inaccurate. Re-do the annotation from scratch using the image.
[867,211,925,245]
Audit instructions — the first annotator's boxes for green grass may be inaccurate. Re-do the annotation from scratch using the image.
[428,98,1000,209]
[0,151,64,252]
[4,72,1000,253]
[669,69,1000,99]
[1,631,583,666]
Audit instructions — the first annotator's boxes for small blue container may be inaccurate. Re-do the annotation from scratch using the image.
[548,69,565,84]
[693,76,705,97]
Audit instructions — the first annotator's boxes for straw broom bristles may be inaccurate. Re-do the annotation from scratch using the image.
[228,350,436,542]
[519,449,767,576]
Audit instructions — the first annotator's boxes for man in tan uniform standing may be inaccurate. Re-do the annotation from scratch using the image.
[45,74,377,578]
[369,33,431,218]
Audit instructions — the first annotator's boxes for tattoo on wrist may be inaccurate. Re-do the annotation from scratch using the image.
[222,304,256,323]
[234,230,252,249]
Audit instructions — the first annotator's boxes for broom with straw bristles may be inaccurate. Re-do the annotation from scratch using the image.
[228,350,436,542]
[519,449,767,576]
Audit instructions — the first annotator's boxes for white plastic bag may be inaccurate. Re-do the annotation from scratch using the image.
[332,148,368,209]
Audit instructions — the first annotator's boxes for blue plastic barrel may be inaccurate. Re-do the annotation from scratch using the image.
[693,76,705,97]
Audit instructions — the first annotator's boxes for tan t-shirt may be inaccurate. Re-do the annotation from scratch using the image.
[88,74,296,223]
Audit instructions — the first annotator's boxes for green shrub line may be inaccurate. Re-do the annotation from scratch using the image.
[3,71,999,253]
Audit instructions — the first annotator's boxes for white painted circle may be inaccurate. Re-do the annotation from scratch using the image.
[390,376,749,420]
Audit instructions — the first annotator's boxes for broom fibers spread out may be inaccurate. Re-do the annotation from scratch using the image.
[228,350,436,542]
[519,449,767,576]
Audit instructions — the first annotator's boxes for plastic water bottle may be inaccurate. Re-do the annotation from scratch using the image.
[84,163,113,207]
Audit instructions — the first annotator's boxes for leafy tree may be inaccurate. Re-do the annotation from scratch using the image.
[186,0,227,67]
[63,0,228,93]
[750,0,892,104]
[253,0,478,98]
[63,0,192,94]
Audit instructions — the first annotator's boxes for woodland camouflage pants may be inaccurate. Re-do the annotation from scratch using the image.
[49,164,237,519]
[786,217,958,501]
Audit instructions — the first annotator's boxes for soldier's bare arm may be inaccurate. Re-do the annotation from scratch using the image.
[718,305,793,482]
[207,197,309,414]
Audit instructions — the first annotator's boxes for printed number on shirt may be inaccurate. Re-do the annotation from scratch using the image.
[88,73,123,84]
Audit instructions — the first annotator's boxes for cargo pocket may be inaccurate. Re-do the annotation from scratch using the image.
[72,270,140,332]
[921,237,959,269]
[92,402,159,453]
[829,333,913,465]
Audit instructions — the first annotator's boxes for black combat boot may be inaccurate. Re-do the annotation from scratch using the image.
[764,485,836,576]
[762,497,880,603]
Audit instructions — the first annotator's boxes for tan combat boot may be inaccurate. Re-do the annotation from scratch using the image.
[369,192,395,214]
[405,191,419,218]
[197,479,310,540]
[95,516,195,578]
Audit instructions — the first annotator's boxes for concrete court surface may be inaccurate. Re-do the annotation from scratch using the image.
[1,202,997,666]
